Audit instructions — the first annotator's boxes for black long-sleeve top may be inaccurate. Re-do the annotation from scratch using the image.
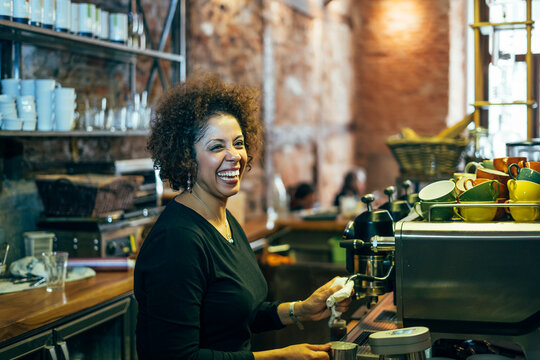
[134,200,284,359]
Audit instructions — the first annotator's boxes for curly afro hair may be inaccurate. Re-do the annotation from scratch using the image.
[147,74,263,191]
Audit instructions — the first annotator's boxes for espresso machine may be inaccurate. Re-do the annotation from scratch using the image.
[340,194,540,359]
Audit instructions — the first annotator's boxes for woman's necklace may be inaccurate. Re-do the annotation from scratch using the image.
[191,190,233,243]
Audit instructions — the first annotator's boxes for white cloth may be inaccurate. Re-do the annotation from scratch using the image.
[326,276,354,326]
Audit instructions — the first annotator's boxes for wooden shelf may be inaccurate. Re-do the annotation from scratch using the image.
[472,100,537,109]
[0,130,150,137]
[470,20,534,35]
[0,19,184,63]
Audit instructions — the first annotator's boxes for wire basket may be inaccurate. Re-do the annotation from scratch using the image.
[35,174,143,218]
[386,136,468,181]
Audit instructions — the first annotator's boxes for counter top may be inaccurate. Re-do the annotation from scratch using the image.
[0,215,348,345]
[243,215,349,242]
[0,271,133,344]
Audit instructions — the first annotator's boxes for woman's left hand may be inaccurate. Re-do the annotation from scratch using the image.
[296,276,353,322]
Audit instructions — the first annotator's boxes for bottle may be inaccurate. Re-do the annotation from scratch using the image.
[464,127,492,164]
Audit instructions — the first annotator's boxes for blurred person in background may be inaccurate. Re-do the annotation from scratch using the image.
[333,168,367,207]
[289,182,316,211]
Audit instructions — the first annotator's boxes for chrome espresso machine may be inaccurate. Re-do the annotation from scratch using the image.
[340,194,540,359]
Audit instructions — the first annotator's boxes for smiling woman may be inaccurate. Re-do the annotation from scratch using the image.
[134,74,353,359]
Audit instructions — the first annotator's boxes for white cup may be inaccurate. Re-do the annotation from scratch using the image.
[20,79,35,97]
[35,79,56,131]
[42,0,54,28]
[22,119,36,131]
[30,0,42,26]
[100,10,109,39]
[55,107,75,131]
[55,0,71,32]
[35,79,56,94]
[70,2,78,34]
[54,87,76,103]
[109,13,128,43]
[78,3,94,36]
[0,0,12,19]
[1,78,20,97]
[13,0,29,23]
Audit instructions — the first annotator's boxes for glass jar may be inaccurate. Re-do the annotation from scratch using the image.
[464,127,493,164]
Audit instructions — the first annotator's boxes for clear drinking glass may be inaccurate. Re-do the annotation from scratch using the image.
[42,251,68,292]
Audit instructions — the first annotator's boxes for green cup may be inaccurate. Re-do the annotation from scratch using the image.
[482,159,494,169]
[458,180,499,202]
[508,163,540,185]
[418,180,456,202]
[414,201,456,221]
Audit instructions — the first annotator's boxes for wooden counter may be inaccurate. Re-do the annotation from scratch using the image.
[0,271,133,344]
[0,215,348,348]
[243,215,350,242]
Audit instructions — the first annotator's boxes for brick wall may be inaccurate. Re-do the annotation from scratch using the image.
[351,0,454,192]
[0,0,467,264]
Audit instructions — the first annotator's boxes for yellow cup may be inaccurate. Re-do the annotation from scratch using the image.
[454,201,498,222]
[506,200,540,222]
[507,179,540,201]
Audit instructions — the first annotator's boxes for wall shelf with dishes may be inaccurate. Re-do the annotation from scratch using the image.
[0,0,186,138]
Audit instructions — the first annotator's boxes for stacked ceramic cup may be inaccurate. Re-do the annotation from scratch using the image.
[506,161,540,221]
[1,78,20,98]
[0,94,19,130]
[414,180,457,221]
[17,95,37,130]
[54,87,77,131]
[35,79,56,131]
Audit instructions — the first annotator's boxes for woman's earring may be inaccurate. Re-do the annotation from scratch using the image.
[186,172,192,191]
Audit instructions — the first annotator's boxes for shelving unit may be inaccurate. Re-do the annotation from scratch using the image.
[471,0,536,138]
[0,0,185,139]
[0,19,185,63]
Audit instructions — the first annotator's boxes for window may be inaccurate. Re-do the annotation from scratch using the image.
[468,0,540,157]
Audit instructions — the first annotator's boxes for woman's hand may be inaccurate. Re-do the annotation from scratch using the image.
[254,343,331,360]
[297,277,353,322]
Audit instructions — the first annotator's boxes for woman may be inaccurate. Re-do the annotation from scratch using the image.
[134,74,351,359]
[333,168,367,207]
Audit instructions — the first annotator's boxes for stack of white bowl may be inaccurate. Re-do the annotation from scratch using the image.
[0,94,21,131]
[17,95,37,130]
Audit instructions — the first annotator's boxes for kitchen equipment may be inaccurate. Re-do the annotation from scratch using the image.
[340,194,394,305]
[506,139,540,161]
[23,231,55,257]
[369,326,431,360]
[36,208,160,258]
[399,180,419,207]
[35,174,143,217]
[343,217,540,358]
[379,186,411,222]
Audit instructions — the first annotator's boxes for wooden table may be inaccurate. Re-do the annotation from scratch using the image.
[0,271,133,344]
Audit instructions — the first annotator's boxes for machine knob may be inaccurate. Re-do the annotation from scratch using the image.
[106,242,117,255]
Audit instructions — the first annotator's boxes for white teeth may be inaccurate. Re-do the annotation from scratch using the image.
[218,170,240,178]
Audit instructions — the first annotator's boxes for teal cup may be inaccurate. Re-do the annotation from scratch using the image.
[458,179,499,202]
[508,163,540,185]
[414,201,456,221]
